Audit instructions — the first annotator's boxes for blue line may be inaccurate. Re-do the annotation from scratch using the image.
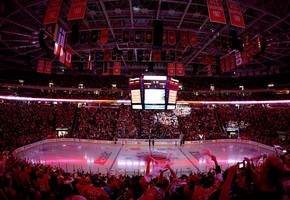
[109,144,124,172]
[178,146,200,173]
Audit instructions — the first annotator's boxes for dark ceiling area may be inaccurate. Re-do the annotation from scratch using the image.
[0,0,289,77]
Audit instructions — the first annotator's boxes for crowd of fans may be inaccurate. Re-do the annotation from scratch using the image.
[0,101,289,152]
[0,145,289,199]
[0,76,290,199]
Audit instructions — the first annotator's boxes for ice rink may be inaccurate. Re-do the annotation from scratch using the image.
[15,140,275,176]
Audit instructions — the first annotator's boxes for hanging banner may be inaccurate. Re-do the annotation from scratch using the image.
[113,62,121,75]
[229,53,236,70]
[43,0,63,25]
[87,61,93,70]
[162,31,167,45]
[168,31,176,45]
[189,32,197,46]
[225,55,231,72]
[220,58,226,73]
[65,47,73,67]
[207,64,213,76]
[176,63,185,76]
[54,25,66,56]
[53,23,59,42]
[44,61,52,74]
[179,31,189,46]
[104,50,111,61]
[145,30,153,43]
[227,1,245,28]
[235,50,243,66]
[54,43,61,56]
[167,63,175,76]
[123,30,130,43]
[68,0,87,21]
[206,0,226,24]
[37,59,45,73]
[154,50,161,61]
[59,48,65,64]
[100,29,108,44]
[241,51,249,65]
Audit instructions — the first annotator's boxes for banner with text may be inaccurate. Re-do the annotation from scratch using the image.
[43,0,63,25]
[227,1,245,28]
[206,0,226,24]
[68,0,87,21]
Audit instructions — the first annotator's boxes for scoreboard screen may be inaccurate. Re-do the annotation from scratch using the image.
[129,78,142,109]
[129,75,179,110]
[167,77,179,109]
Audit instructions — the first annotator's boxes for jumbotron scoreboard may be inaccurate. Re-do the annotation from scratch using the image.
[129,76,179,110]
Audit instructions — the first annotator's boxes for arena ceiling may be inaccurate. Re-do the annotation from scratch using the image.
[0,0,289,77]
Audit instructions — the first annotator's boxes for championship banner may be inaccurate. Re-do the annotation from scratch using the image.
[65,47,73,67]
[167,63,175,76]
[135,30,142,43]
[44,61,52,74]
[206,0,226,24]
[37,59,45,73]
[102,62,110,75]
[154,50,161,61]
[113,62,121,75]
[145,30,153,43]
[104,50,111,61]
[168,31,176,45]
[100,29,108,44]
[68,0,87,21]
[189,32,197,46]
[162,31,167,45]
[227,1,245,28]
[43,0,63,25]
[176,63,185,76]
[123,30,130,43]
[179,31,189,46]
